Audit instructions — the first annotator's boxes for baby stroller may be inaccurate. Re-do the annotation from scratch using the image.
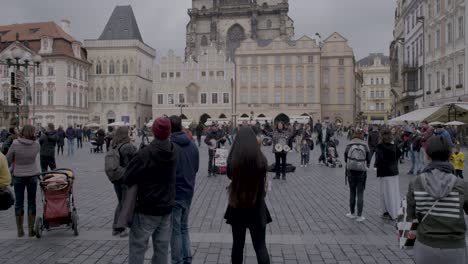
[34,169,78,238]
[89,140,103,153]
[325,141,343,168]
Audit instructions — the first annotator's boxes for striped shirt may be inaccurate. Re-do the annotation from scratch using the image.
[414,191,461,219]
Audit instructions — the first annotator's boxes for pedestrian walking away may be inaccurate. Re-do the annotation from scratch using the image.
[367,126,379,167]
[169,115,199,264]
[6,125,40,237]
[65,125,76,156]
[205,125,222,177]
[406,135,468,264]
[39,123,58,172]
[76,125,83,149]
[450,145,465,179]
[344,130,371,222]
[123,117,177,264]
[225,127,271,264]
[56,126,66,156]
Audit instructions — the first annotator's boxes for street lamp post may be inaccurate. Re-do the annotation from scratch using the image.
[0,48,42,127]
[176,103,188,116]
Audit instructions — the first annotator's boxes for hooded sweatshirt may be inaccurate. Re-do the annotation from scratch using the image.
[407,161,468,249]
[124,138,177,216]
[6,138,40,177]
[171,131,199,201]
[39,130,58,157]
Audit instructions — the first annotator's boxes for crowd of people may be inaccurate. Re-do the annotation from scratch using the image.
[0,116,467,264]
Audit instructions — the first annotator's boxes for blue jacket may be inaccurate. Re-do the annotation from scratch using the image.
[440,129,454,147]
[171,131,199,201]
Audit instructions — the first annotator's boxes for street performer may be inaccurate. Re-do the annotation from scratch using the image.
[270,122,292,180]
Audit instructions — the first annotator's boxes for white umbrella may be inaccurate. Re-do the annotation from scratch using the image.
[146,119,153,127]
[85,123,100,128]
[108,121,128,127]
[429,121,444,126]
[445,121,465,126]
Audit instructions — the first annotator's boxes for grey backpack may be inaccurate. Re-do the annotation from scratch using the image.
[105,144,125,182]
[347,144,367,172]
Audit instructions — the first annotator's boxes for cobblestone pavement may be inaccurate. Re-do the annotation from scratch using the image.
[2,136,464,263]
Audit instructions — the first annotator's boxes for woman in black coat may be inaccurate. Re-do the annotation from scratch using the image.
[375,128,402,220]
[225,127,271,264]
[56,126,65,155]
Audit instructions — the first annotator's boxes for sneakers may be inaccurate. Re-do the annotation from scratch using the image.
[346,213,357,219]
[300,165,304,168]
[356,216,366,222]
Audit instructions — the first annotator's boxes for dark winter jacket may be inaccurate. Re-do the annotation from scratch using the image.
[367,130,380,148]
[96,129,106,145]
[65,127,76,140]
[205,130,221,149]
[409,134,422,152]
[375,142,401,177]
[124,139,177,216]
[75,128,83,138]
[317,128,333,145]
[57,129,65,146]
[268,129,292,153]
[39,130,58,157]
[407,161,468,249]
[171,131,199,201]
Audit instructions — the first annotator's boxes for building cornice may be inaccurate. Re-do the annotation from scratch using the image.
[84,39,156,58]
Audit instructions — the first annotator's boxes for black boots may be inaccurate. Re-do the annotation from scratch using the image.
[28,214,36,237]
[15,214,24,237]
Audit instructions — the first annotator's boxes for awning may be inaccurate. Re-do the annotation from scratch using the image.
[389,106,442,124]
[428,103,468,123]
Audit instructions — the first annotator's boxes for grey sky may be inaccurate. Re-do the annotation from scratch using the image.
[1,0,394,60]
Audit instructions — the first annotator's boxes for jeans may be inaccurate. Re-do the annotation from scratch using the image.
[208,149,216,175]
[112,180,127,232]
[77,137,83,149]
[129,213,172,264]
[456,170,464,179]
[13,176,38,216]
[347,171,367,216]
[231,224,270,264]
[410,150,422,175]
[196,136,201,147]
[301,153,309,165]
[57,145,64,155]
[40,156,56,172]
[319,143,326,162]
[274,152,286,177]
[67,139,74,156]
[171,199,192,264]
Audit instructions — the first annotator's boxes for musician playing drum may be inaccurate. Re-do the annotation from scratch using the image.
[270,122,292,180]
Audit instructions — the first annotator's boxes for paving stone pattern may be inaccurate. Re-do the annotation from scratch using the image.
[2,136,462,263]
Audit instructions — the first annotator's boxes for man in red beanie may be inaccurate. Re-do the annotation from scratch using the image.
[124,117,177,264]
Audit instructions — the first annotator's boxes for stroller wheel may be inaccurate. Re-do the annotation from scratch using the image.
[71,211,79,236]
[34,217,43,238]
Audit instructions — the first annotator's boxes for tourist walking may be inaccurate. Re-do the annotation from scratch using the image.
[96,128,106,152]
[57,126,65,155]
[39,123,58,172]
[406,135,468,264]
[317,121,333,164]
[408,129,422,175]
[123,117,176,264]
[106,126,137,237]
[169,115,199,264]
[300,139,310,168]
[195,122,204,147]
[344,130,371,222]
[76,125,83,149]
[1,127,18,155]
[375,129,401,220]
[420,121,434,167]
[65,125,76,156]
[271,121,291,180]
[225,127,271,264]
[6,125,40,237]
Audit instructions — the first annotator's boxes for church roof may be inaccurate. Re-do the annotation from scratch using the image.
[357,53,390,67]
[99,5,143,42]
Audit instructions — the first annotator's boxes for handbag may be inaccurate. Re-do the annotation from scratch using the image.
[115,185,138,229]
[0,186,15,211]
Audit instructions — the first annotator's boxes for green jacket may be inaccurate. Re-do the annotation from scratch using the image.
[407,163,468,249]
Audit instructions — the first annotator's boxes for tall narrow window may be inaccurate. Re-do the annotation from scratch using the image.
[296,66,304,85]
[201,93,207,104]
[36,91,42,106]
[47,90,53,105]
[122,87,128,101]
[122,60,128,74]
[223,93,229,104]
[96,88,101,102]
[67,91,71,105]
[73,65,77,79]
[459,64,464,85]
[73,92,76,107]
[323,68,330,87]
[67,64,71,77]
[275,67,282,87]
[448,67,452,87]
[157,94,164,105]
[459,17,465,39]
[211,93,218,104]
[109,87,115,101]
[109,61,115,74]
[436,29,441,49]
[338,68,345,88]
[447,23,453,43]
[79,93,82,107]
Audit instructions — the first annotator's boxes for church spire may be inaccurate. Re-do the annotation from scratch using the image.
[99,5,143,42]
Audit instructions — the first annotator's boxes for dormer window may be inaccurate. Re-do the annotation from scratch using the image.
[40,36,53,54]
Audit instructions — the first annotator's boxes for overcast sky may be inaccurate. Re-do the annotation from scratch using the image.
[1,0,395,60]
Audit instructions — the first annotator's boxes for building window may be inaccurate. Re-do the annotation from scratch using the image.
[459,64,464,85]
[381,78,384,84]
[323,68,330,86]
[168,94,174,104]
[122,60,128,74]
[47,90,53,105]
[109,87,114,101]
[109,61,115,74]
[223,93,229,104]
[67,64,71,77]
[67,91,71,105]
[211,93,218,104]
[285,67,292,86]
[338,68,345,88]
[176,72,181,78]
[240,88,249,103]
[337,88,345,104]
[274,67,282,87]
[201,35,208,46]
[296,67,304,85]
[96,63,102,74]
[370,91,375,98]
[73,66,77,78]
[459,16,465,39]
[266,19,272,28]
[419,36,423,56]
[339,58,344,65]
[36,91,42,106]
[447,23,453,43]
[178,93,185,104]
[168,72,173,78]
[321,88,330,104]
[437,71,440,90]
[209,71,214,77]
[201,93,207,104]
[376,78,380,85]
[3,90,8,105]
[216,71,224,77]
[201,71,206,77]
[428,74,432,91]
[428,34,432,52]
[436,0,441,13]
[73,92,76,107]
[48,66,54,76]
[448,67,452,87]
[161,72,167,78]
[79,67,83,80]
[122,87,128,101]
[85,94,88,108]
[251,67,258,86]
[79,93,82,107]
[157,94,164,105]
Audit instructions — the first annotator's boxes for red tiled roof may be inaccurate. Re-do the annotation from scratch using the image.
[0,21,76,43]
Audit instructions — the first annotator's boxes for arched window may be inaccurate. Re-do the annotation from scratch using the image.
[116,60,120,74]
[201,35,208,46]
[226,24,246,61]
[122,87,128,101]
[266,19,272,28]
[122,60,128,74]
[109,61,115,74]
[96,88,102,102]
[109,87,115,101]
[96,62,102,74]
[376,78,379,85]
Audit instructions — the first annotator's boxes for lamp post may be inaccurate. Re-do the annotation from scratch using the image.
[417,16,425,103]
[0,48,42,127]
[176,103,188,116]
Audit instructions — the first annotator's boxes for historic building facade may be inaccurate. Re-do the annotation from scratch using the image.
[186,0,294,61]
[0,21,90,128]
[85,5,155,127]
[358,53,393,123]
[153,46,234,123]
[235,33,358,125]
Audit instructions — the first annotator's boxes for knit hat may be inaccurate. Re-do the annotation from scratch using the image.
[152,117,171,141]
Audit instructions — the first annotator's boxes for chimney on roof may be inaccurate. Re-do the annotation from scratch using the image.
[60,19,71,35]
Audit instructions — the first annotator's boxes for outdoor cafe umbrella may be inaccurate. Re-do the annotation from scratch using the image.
[108,121,128,127]
[429,121,444,126]
[85,123,100,128]
[445,121,465,126]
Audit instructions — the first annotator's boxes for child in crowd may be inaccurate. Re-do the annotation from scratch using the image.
[450,145,465,179]
[300,139,310,168]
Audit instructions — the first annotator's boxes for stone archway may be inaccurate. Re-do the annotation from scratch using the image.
[199,113,211,124]
[274,113,290,124]
[226,24,246,61]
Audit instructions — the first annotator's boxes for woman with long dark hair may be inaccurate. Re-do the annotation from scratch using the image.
[225,127,271,264]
